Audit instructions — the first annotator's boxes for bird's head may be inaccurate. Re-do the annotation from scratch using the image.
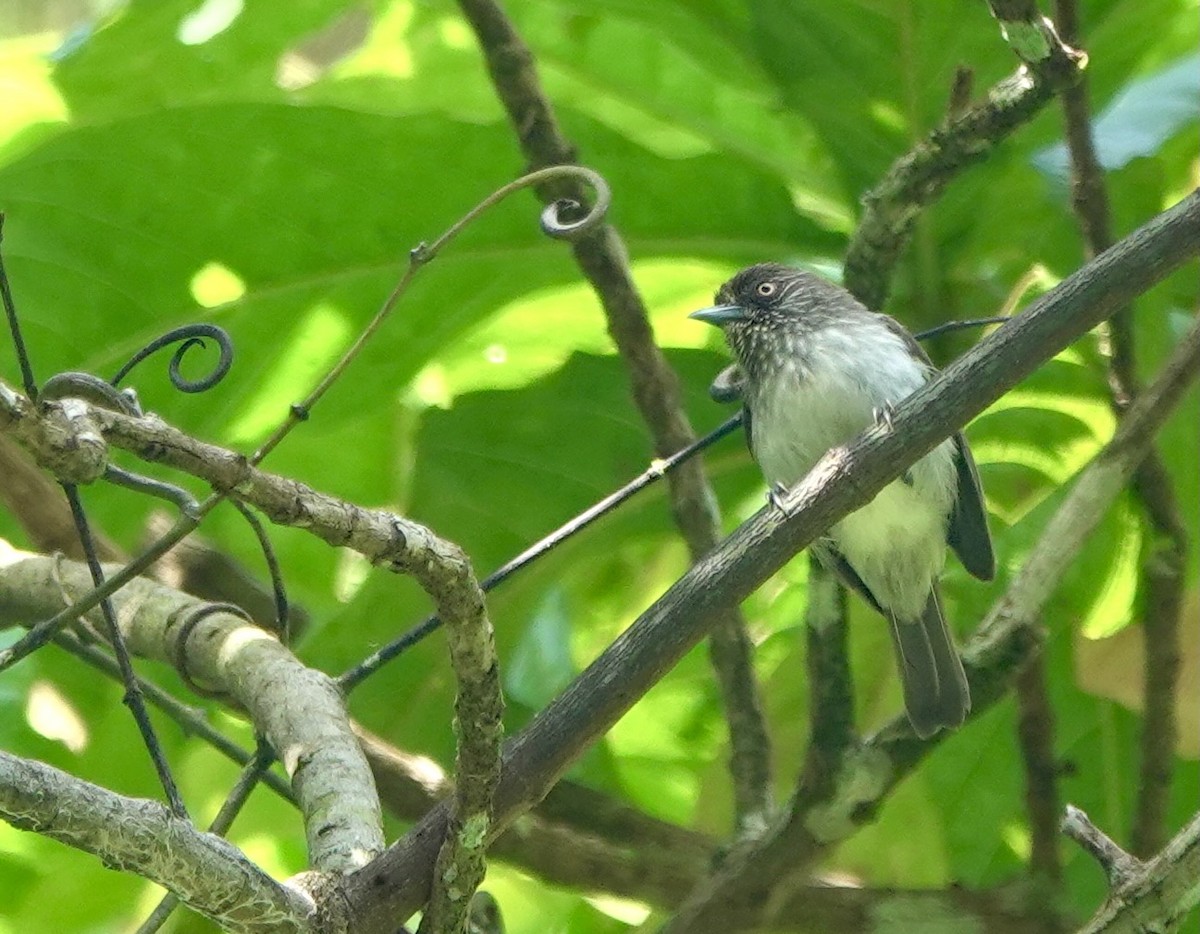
[690,263,845,376]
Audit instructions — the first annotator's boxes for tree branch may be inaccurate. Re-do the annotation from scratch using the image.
[0,751,315,934]
[0,546,383,874]
[52,627,295,802]
[1069,807,1200,934]
[1,383,505,902]
[337,186,1200,932]
[844,4,1085,308]
[659,306,1200,933]
[455,0,774,831]
[1015,656,1063,887]
[1063,805,1144,891]
[986,1,1085,73]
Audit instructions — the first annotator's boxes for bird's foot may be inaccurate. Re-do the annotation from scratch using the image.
[872,401,897,431]
[767,481,794,516]
[871,402,914,484]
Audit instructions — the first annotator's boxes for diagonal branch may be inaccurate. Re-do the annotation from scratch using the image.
[338,187,1200,932]
[660,305,1200,934]
[1068,806,1200,933]
[0,751,315,934]
[455,0,773,831]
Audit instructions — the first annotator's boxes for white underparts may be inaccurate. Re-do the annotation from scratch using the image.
[746,318,957,620]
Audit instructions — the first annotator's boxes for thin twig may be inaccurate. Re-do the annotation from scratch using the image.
[338,416,743,691]
[251,165,608,466]
[61,484,188,817]
[844,6,1085,309]
[456,0,773,832]
[1052,0,1187,859]
[1062,805,1143,890]
[0,214,38,398]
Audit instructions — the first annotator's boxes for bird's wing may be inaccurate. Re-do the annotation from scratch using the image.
[876,313,995,582]
[812,542,887,616]
[948,433,995,581]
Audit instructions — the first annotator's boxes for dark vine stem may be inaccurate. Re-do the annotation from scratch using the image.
[111,323,234,393]
[338,313,1009,690]
[134,739,278,934]
[0,214,37,399]
[338,414,743,691]
[230,500,290,643]
[61,482,189,817]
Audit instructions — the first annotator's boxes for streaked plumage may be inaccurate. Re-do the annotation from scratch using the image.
[692,263,994,737]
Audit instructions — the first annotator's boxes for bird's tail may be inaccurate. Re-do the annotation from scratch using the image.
[888,588,971,738]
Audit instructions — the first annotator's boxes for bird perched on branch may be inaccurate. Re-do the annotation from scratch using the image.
[691,263,994,737]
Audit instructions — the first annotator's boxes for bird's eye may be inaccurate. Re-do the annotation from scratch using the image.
[756,282,777,298]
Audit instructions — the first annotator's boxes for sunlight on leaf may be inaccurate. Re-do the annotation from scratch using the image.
[1080,500,1140,639]
[1001,822,1031,861]
[334,548,371,604]
[227,302,352,443]
[238,831,302,879]
[177,0,244,46]
[428,258,740,398]
[25,681,88,754]
[189,260,247,307]
[584,893,652,926]
[0,35,68,152]
[327,1,415,81]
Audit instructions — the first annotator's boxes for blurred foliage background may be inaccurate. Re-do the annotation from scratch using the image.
[0,1,1197,931]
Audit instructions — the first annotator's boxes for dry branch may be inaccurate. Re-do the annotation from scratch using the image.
[1068,806,1200,933]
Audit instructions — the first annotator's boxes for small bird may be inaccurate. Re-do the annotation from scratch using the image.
[691,263,994,737]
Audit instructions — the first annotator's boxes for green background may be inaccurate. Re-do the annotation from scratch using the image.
[0,1,1196,931]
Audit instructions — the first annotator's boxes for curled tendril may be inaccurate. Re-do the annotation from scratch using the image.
[420,165,611,264]
[537,167,611,241]
[111,323,234,393]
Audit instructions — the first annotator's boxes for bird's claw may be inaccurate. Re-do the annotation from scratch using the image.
[872,402,897,431]
[767,482,794,516]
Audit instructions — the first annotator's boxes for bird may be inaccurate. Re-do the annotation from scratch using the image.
[690,263,994,738]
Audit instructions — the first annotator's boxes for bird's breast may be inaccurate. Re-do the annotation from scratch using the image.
[746,322,930,485]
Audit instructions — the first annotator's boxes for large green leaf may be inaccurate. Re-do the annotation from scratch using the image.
[0,0,1197,930]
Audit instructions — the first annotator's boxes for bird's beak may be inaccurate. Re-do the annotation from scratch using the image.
[689,304,746,326]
